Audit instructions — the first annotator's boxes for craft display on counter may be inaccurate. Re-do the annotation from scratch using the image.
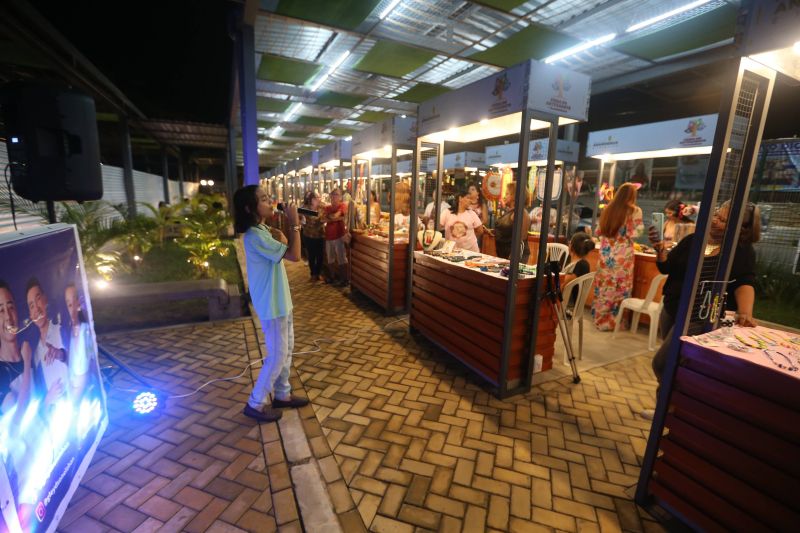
[684,325,800,377]
[417,229,443,251]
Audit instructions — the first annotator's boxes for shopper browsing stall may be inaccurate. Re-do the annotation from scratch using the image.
[494,181,531,262]
[234,185,308,423]
[592,183,643,331]
[649,201,760,385]
[441,190,484,253]
[662,199,696,248]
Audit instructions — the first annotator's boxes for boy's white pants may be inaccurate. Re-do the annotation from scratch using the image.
[248,313,294,409]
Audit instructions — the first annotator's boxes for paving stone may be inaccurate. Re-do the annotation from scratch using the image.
[462,504,487,533]
[291,461,342,533]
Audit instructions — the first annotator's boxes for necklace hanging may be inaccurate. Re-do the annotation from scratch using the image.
[698,290,712,320]
[704,243,720,256]
[709,294,720,324]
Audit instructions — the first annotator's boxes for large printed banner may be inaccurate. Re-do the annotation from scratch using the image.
[757,139,800,191]
[586,114,718,157]
[0,225,107,533]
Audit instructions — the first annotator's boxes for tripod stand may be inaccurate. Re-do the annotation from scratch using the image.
[543,261,581,384]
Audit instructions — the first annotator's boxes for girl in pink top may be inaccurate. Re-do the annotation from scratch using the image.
[441,190,483,252]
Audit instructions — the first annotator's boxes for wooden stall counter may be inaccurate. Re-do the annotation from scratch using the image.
[349,231,408,314]
[649,326,800,530]
[410,251,559,389]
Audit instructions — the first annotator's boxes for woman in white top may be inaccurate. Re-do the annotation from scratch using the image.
[441,190,484,252]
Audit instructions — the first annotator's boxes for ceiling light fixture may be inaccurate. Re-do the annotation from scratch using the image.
[626,0,713,33]
[544,33,616,64]
[794,40,800,55]
[310,50,351,92]
[379,0,402,20]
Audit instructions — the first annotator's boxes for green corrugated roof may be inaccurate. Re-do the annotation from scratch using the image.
[613,5,737,61]
[474,0,528,12]
[470,24,578,66]
[257,54,321,85]
[314,90,368,108]
[329,127,357,137]
[281,130,310,138]
[354,41,435,78]
[257,97,291,113]
[358,110,392,123]
[275,0,381,31]
[397,83,450,103]
[294,116,332,127]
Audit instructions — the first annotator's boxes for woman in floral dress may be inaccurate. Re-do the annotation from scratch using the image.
[592,183,643,331]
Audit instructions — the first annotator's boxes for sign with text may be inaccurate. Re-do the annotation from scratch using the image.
[586,114,718,157]
[0,225,107,533]
[485,139,580,165]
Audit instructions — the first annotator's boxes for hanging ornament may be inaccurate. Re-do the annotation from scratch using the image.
[483,170,503,201]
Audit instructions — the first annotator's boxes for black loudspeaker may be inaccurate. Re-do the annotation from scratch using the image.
[1,83,103,202]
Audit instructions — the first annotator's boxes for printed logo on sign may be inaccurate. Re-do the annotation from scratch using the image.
[592,135,619,150]
[680,118,708,147]
[489,73,512,116]
[36,501,46,522]
[546,75,572,113]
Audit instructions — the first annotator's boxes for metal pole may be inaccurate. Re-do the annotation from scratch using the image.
[433,141,444,232]
[498,107,532,396]
[365,159,372,226]
[236,21,259,186]
[161,148,170,203]
[407,139,421,315]
[177,149,185,198]
[387,146,397,312]
[120,116,136,217]
[228,128,237,198]
[591,159,604,234]
[525,117,560,391]
[635,59,776,508]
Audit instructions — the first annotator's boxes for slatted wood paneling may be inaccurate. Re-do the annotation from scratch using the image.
[650,341,800,530]
[349,233,408,313]
[410,251,557,387]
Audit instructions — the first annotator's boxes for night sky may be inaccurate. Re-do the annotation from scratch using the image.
[29,0,234,124]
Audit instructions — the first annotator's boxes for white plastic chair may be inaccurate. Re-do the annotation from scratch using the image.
[612,273,668,351]
[560,271,596,364]
[547,243,570,270]
[562,260,577,275]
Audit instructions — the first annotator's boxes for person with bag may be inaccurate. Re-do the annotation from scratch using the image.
[322,188,349,286]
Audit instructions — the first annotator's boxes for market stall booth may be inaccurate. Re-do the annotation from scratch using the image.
[483,138,580,260]
[318,139,352,203]
[410,59,591,397]
[348,116,416,314]
[636,4,800,529]
[296,151,315,199]
[583,115,718,316]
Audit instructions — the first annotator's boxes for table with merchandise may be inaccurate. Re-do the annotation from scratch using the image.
[410,247,560,387]
[649,324,800,530]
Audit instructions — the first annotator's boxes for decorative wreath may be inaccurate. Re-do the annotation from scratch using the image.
[482,170,503,201]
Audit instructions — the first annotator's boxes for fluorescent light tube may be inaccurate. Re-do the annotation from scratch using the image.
[626,0,713,33]
[544,33,616,64]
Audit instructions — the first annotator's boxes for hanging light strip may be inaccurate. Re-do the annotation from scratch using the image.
[544,33,616,64]
[626,0,714,33]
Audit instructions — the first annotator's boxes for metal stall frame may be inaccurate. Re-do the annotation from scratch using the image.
[634,57,777,522]
[411,109,565,398]
[351,136,414,315]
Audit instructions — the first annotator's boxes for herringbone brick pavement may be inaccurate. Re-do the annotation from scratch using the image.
[287,261,665,533]
[59,319,297,533]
